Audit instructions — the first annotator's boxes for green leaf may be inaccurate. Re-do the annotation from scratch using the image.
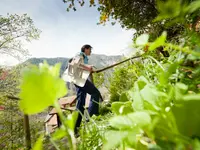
[159,63,178,85]
[112,100,133,115]
[125,129,138,147]
[193,139,200,150]
[103,130,128,150]
[119,92,129,102]
[135,34,149,46]
[32,135,43,150]
[136,139,148,150]
[19,62,67,114]
[182,94,200,101]
[109,115,133,130]
[52,126,66,141]
[65,111,78,130]
[172,99,200,137]
[175,83,188,100]
[111,101,124,115]
[148,144,162,150]
[154,0,181,21]
[128,112,151,127]
[186,1,200,14]
[137,76,149,90]
[137,80,147,90]
[109,112,151,130]
[149,32,167,51]
[143,101,159,114]
[122,101,134,115]
[128,90,143,111]
[176,83,188,93]
[168,63,178,75]
[140,85,157,106]
[120,101,134,115]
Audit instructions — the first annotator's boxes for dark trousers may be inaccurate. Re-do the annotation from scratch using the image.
[74,79,103,132]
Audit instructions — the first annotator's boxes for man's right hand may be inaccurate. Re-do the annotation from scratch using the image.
[80,64,93,72]
[88,66,93,72]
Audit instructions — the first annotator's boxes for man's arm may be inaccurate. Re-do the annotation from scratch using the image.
[80,63,93,72]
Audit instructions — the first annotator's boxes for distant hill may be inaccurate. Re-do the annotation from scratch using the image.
[24,54,122,75]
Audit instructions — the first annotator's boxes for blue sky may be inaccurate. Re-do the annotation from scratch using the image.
[0,0,135,65]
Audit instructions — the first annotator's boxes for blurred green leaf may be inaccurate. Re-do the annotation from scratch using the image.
[186,1,200,14]
[19,62,67,114]
[159,63,178,85]
[119,105,133,115]
[122,101,134,115]
[172,100,200,137]
[128,111,151,127]
[136,139,148,150]
[111,101,124,115]
[119,92,129,102]
[192,139,200,149]
[129,90,144,111]
[109,112,151,130]
[124,129,138,147]
[103,130,128,150]
[137,76,149,90]
[176,83,188,93]
[109,115,133,130]
[148,144,162,150]
[149,32,167,51]
[182,94,200,101]
[65,111,78,130]
[32,135,43,150]
[155,0,181,21]
[135,34,149,46]
[140,85,158,106]
[175,83,188,100]
[52,126,66,141]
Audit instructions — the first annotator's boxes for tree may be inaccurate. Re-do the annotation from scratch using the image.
[0,14,41,60]
[0,14,41,149]
[63,0,157,32]
[63,0,200,40]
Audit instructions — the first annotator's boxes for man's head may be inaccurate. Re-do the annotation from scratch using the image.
[81,44,92,56]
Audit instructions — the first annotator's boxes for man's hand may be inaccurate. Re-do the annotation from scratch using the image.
[80,64,94,72]
[88,65,93,72]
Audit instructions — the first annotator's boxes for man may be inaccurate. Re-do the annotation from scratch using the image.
[63,44,103,136]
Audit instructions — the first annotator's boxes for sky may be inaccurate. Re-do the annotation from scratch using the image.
[0,0,135,66]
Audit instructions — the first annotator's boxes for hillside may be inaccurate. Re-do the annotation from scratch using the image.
[24,54,122,75]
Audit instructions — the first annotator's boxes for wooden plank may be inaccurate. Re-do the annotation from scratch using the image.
[59,95,77,106]
[47,114,58,125]
[45,93,92,133]
[49,108,66,115]
[44,114,53,123]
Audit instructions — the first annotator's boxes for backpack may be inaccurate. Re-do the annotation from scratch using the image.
[62,54,90,87]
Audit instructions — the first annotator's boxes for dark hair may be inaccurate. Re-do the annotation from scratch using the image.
[81,44,92,52]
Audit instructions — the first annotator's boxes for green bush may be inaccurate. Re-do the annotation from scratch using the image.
[109,62,141,102]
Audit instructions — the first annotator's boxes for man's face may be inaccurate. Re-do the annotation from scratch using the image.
[84,48,92,56]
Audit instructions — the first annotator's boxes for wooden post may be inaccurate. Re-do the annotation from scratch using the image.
[6,96,32,150]
[24,114,31,150]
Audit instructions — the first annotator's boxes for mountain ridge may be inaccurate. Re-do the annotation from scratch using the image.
[24,54,123,75]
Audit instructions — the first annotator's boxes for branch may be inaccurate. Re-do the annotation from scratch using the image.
[94,55,142,73]
[6,95,20,100]
[0,33,28,48]
[0,28,30,37]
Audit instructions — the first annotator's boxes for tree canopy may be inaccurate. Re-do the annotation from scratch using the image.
[0,14,41,60]
[63,0,200,39]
